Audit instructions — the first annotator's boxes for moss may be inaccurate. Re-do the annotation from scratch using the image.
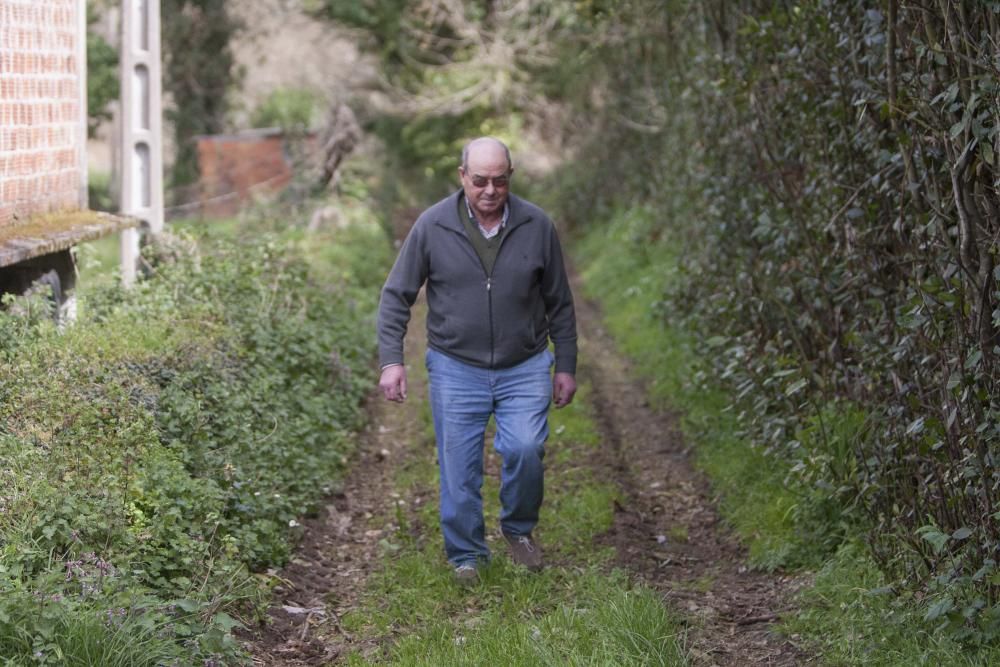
[0,209,137,268]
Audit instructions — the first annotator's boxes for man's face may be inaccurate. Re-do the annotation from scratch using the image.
[460,144,511,220]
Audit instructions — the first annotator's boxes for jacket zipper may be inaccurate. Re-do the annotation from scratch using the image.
[486,276,494,367]
[461,229,514,369]
[486,226,519,367]
[448,215,520,369]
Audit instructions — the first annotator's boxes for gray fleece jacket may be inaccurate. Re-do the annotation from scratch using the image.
[377,190,577,374]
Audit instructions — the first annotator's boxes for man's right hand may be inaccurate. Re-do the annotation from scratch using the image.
[379,365,408,402]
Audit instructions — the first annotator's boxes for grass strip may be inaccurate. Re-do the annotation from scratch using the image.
[572,209,804,571]
[342,370,688,666]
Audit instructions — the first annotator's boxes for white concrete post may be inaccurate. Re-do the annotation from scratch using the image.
[77,0,89,209]
[119,0,164,285]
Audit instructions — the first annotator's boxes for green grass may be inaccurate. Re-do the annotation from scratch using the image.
[342,362,687,665]
[785,543,1000,666]
[0,607,183,667]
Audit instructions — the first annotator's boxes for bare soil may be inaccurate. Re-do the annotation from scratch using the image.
[246,271,811,666]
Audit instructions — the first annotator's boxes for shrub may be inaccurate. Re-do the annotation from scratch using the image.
[0,211,390,663]
[553,0,1000,646]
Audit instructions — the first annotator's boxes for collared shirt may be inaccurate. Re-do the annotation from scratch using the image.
[465,197,510,239]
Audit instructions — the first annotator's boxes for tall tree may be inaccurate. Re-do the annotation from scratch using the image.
[161,0,242,195]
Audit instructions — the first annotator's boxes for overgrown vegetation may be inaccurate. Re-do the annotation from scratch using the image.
[318,0,1000,654]
[0,197,391,664]
[574,206,1000,664]
[550,0,1000,647]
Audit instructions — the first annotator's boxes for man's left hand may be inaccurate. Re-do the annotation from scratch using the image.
[553,372,577,409]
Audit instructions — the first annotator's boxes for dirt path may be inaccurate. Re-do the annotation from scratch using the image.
[571,276,809,666]
[247,271,808,666]
[247,302,431,666]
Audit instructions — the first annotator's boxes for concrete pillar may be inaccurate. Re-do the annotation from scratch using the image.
[77,0,89,209]
[119,0,164,285]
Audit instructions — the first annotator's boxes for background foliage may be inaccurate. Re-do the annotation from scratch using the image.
[85,4,118,138]
[161,0,243,193]
[250,87,321,133]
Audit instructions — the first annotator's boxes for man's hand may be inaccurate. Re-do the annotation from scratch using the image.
[379,365,408,403]
[553,372,576,409]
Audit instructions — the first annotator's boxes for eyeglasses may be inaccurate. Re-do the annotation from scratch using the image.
[466,172,510,188]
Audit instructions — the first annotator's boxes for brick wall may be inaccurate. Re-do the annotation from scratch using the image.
[0,0,86,229]
[195,129,315,218]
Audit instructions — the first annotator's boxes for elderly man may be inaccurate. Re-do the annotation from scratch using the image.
[376,137,578,584]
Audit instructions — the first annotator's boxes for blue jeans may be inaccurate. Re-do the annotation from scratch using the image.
[426,347,552,566]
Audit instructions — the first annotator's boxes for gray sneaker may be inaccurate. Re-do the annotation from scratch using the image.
[503,533,543,571]
[454,563,479,586]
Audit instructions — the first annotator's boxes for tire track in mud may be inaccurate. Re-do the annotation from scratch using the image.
[571,273,811,666]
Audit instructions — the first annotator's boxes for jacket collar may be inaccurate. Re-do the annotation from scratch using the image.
[435,189,533,233]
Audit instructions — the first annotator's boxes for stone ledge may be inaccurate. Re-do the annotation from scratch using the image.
[0,210,139,268]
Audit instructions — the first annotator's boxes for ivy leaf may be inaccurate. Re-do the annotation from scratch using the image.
[785,378,808,397]
[917,525,949,554]
[952,527,973,540]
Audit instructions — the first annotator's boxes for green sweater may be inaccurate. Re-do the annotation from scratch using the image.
[458,198,506,276]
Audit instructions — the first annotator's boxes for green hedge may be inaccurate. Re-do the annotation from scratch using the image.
[575,208,1000,664]
[552,0,1000,646]
[0,217,390,665]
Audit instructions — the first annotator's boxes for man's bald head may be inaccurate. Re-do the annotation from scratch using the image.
[461,137,513,173]
[459,137,513,222]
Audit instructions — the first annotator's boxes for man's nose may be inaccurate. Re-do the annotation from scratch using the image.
[484,182,496,195]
